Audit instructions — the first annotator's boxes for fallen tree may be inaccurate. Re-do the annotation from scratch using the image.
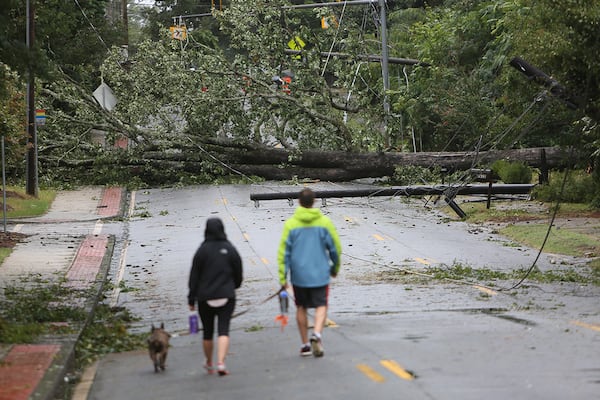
[42,141,583,183]
[181,142,582,181]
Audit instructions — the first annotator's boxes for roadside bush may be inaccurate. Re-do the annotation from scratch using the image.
[532,169,597,204]
[491,160,532,184]
[391,165,441,185]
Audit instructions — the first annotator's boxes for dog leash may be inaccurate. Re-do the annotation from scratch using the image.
[232,287,285,318]
[171,288,285,337]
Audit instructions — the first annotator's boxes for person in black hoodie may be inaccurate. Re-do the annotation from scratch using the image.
[188,218,243,376]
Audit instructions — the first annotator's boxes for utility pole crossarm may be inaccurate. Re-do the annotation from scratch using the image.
[283,0,377,9]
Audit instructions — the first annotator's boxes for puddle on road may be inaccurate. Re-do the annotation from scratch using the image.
[403,334,427,343]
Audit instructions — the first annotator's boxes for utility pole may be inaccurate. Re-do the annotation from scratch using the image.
[283,0,391,147]
[122,0,129,48]
[379,0,390,148]
[26,0,38,197]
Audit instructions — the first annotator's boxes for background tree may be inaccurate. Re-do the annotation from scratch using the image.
[2,0,598,189]
[0,0,124,180]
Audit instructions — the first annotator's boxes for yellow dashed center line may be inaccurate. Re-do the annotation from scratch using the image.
[261,257,269,265]
[473,285,497,296]
[414,257,431,265]
[372,234,386,241]
[243,233,250,241]
[356,364,385,383]
[325,318,338,328]
[571,320,600,332]
[380,360,414,381]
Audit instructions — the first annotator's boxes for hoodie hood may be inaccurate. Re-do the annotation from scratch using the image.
[293,206,322,224]
[204,218,227,241]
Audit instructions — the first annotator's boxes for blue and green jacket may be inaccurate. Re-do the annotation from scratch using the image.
[278,206,342,288]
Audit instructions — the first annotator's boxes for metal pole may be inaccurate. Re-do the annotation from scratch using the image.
[2,136,7,233]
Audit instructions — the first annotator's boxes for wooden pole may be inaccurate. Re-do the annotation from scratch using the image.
[26,0,38,197]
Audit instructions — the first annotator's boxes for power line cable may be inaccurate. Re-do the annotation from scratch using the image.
[321,1,349,77]
[73,0,110,51]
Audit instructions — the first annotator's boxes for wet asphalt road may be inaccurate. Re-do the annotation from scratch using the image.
[88,183,599,400]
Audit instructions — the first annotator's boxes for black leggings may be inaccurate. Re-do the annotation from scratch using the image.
[198,298,236,340]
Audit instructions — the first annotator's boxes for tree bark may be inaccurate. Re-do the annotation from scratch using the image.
[164,142,583,181]
[45,143,582,182]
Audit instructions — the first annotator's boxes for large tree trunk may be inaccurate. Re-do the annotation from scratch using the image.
[48,142,582,182]
[180,142,581,181]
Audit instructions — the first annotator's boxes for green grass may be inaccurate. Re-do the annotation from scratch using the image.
[2,186,55,218]
[454,201,600,257]
[462,203,536,223]
[461,201,596,223]
[0,248,11,265]
[0,187,55,264]
[500,224,599,257]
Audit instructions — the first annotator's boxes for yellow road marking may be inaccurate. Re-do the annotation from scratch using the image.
[373,234,385,241]
[356,364,385,383]
[325,318,338,328]
[261,257,269,265]
[380,360,414,381]
[414,257,431,265]
[243,233,250,241]
[473,285,497,296]
[344,216,354,223]
[571,320,600,332]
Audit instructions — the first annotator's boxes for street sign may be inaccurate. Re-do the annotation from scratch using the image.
[287,36,305,59]
[93,83,117,111]
[170,25,187,41]
[35,109,46,126]
[321,15,338,29]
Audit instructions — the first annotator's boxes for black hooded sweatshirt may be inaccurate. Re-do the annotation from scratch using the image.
[188,218,243,306]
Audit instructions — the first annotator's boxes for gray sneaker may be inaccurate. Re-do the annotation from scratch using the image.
[310,334,324,357]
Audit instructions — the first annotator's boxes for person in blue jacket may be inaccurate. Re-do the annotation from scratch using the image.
[278,188,341,357]
[188,218,243,376]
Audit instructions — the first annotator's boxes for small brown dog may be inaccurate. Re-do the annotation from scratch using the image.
[147,323,171,373]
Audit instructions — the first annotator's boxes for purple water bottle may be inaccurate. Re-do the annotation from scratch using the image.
[189,312,199,334]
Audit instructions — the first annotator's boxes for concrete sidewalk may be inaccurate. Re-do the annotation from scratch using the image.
[0,187,124,400]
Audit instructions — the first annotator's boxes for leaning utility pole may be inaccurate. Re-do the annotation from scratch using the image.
[26,0,38,197]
